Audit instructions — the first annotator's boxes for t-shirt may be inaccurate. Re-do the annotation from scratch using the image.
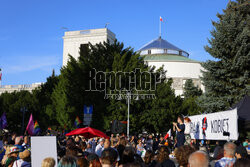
[95,143,104,157]
[215,157,236,167]
[184,122,191,134]
[13,159,31,167]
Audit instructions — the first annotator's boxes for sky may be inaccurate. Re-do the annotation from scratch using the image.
[0,0,229,85]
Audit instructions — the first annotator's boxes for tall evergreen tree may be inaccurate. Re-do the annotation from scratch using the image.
[199,0,250,112]
[183,79,202,98]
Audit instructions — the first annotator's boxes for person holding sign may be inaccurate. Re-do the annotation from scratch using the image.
[173,116,185,148]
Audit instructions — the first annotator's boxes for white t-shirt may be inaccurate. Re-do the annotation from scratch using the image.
[13,159,31,167]
[184,122,191,134]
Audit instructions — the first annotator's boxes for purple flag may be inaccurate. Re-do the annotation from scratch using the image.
[0,112,7,129]
[26,114,34,135]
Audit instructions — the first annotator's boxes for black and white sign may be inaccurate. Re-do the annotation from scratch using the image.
[189,109,238,140]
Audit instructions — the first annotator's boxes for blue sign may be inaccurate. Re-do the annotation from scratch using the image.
[84,105,93,114]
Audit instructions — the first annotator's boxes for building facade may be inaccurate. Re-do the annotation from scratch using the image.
[63,28,116,66]
[138,37,204,96]
[0,83,42,95]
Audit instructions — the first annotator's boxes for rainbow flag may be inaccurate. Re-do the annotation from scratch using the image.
[33,121,41,135]
[74,116,81,128]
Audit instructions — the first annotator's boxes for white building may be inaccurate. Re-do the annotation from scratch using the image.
[138,37,204,96]
[0,83,42,95]
[63,28,116,66]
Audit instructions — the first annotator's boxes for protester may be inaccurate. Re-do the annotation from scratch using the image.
[144,150,156,167]
[100,148,118,167]
[8,134,16,145]
[146,135,153,151]
[14,137,24,152]
[213,141,223,160]
[79,141,90,158]
[188,151,209,167]
[86,143,93,153]
[104,139,111,149]
[136,140,145,156]
[173,116,185,148]
[13,149,31,167]
[58,156,78,167]
[2,146,19,166]
[235,145,248,159]
[21,137,29,150]
[156,146,175,167]
[120,147,135,166]
[184,117,191,145]
[95,139,104,157]
[242,139,248,149]
[87,153,101,167]
[233,158,250,167]
[215,142,237,167]
[41,157,56,167]
[175,145,195,167]
[77,157,89,167]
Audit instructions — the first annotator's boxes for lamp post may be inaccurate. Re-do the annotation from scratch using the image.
[20,107,27,134]
[127,92,131,137]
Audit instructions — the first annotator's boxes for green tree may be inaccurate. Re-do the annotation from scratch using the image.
[33,69,60,129]
[0,90,40,133]
[199,0,250,112]
[183,79,202,98]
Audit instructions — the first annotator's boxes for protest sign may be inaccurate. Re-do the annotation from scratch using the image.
[189,109,238,140]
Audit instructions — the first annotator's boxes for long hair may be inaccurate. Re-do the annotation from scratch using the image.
[144,150,154,165]
[157,146,170,163]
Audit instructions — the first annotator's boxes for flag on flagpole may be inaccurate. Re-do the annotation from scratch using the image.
[74,116,82,128]
[160,16,163,22]
[164,129,171,140]
[0,112,7,129]
[33,120,41,135]
[26,114,34,135]
[0,68,2,81]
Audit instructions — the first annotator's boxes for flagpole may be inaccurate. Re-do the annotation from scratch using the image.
[159,17,161,38]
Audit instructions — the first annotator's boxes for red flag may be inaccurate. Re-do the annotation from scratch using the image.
[0,73,2,81]
[26,114,34,135]
[160,16,163,22]
[164,129,171,140]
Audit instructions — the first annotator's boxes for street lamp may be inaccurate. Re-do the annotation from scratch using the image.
[20,107,27,134]
[127,92,131,137]
[117,91,139,138]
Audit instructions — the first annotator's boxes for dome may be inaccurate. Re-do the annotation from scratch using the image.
[138,37,189,57]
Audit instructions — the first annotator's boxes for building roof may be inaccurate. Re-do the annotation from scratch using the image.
[142,54,199,63]
[138,37,187,53]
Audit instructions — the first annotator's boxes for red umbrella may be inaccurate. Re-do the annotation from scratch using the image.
[66,127,109,139]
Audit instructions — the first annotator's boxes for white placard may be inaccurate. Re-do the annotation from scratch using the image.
[189,109,238,140]
[31,136,57,167]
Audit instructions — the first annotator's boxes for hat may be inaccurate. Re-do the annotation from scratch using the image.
[8,147,19,154]
[99,138,104,142]
[19,150,31,159]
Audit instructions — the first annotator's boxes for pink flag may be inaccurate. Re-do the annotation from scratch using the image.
[26,114,34,135]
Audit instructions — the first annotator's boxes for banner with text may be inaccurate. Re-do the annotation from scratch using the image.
[189,109,238,140]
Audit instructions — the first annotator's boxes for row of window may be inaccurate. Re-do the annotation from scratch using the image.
[140,49,189,57]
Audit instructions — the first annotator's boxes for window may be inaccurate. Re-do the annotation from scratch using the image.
[148,50,151,54]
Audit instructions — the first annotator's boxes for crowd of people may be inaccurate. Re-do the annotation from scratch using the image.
[0,116,249,167]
